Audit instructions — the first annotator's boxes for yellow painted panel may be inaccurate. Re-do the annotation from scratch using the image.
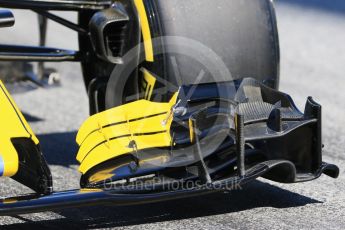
[76,94,178,174]
[141,68,157,100]
[77,113,168,162]
[134,0,154,62]
[0,81,39,177]
[77,99,172,145]
[79,132,171,174]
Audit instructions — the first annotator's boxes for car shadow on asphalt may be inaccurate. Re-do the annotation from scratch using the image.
[2,180,321,229]
[37,131,79,166]
[22,112,44,122]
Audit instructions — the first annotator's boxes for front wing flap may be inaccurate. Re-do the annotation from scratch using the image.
[77,78,339,188]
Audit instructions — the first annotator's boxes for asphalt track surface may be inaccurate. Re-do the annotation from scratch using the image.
[0,0,344,229]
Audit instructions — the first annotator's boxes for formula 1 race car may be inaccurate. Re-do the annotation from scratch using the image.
[0,0,339,215]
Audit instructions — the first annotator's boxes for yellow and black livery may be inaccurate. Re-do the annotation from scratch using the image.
[0,81,52,194]
[0,0,339,216]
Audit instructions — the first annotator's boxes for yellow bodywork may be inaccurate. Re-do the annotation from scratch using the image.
[76,94,178,174]
[0,81,39,177]
[134,0,154,62]
[141,68,157,100]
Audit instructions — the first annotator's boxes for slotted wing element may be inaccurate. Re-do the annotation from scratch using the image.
[76,94,178,174]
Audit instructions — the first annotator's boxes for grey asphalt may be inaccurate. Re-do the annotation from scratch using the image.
[0,0,344,229]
